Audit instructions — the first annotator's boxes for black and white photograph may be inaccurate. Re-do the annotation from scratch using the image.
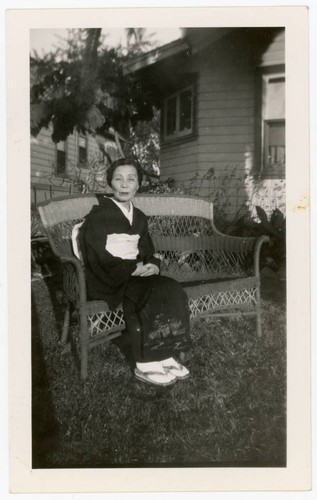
[6,5,311,494]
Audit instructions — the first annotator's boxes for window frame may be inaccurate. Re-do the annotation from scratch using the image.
[162,82,197,145]
[55,139,68,177]
[263,118,285,170]
[78,134,88,168]
[255,67,285,179]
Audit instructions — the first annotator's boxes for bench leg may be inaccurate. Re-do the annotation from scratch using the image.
[256,286,262,338]
[61,301,71,344]
[80,310,89,380]
[81,346,88,381]
[256,308,262,338]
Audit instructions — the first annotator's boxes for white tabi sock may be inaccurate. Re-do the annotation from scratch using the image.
[136,361,166,373]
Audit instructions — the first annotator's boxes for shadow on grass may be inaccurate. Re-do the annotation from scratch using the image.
[32,288,60,468]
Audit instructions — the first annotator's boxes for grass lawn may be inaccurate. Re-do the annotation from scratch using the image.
[32,260,286,469]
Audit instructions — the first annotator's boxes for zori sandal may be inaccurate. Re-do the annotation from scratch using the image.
[134,368,177,386]
[160,358,190,380]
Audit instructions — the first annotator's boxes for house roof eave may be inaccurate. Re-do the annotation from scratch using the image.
[123,28,237,76]
[123,38,189,75]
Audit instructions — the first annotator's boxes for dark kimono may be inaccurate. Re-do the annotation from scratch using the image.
[79,196,191,363]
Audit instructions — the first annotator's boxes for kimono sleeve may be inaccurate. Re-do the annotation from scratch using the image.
[138,217,161,269]
[79,215,138,288]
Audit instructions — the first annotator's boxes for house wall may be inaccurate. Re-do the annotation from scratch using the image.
[31,126,57,185]
[31,126,109,204]
[250,28,286,218]
[159,29,285,222]
[159,53,200,184]
[160,139,199,184]
[196,40,255,220]
[258,28,285,67]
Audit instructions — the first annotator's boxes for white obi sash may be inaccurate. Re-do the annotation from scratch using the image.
[106,233,140,260]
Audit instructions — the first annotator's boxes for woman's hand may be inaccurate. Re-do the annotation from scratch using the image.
[131,262,145,276]
[139,263,159,277]
[132,262,159,277]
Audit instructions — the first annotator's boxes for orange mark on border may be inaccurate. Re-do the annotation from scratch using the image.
[291,195,310,212]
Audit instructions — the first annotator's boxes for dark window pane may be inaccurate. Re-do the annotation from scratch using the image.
[265,121,285,167]
[166,97,177,136]
[269,122,285,146]
[79,148,87,166]
[56,150,66,174]
[79,136,87,166]
[179,89,192,131]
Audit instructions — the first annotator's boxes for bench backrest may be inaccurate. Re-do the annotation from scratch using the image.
[37,193,214,226]
[37,193,245,279]
[37,194,99,228]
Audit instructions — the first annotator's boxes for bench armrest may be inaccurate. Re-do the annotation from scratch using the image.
[212,227,270,276]
[254,235,270,277]
[60,255,87,306]
[210,232,258,253]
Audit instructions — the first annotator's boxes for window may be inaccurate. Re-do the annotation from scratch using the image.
[104,140,121,165]
[260,73,285,177]
[56,140,66,175]
[264,119,285,167]
[163,85,195,142]
[78,135,88,166]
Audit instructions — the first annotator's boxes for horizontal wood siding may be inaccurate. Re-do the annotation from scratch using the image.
[199,81,254,93]
[196,41,256,219]
[31,127,103,189]
[199,134,254,145]
[158,28,285,219]
[160,138,199,184]
[258,29,285,66]
[198,98,254,111]
[199,90,254,102]
[31,127,56,178]
[198,107,254,119]
[199,124,254,134]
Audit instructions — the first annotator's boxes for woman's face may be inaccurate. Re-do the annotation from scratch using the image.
[111,164,139,204]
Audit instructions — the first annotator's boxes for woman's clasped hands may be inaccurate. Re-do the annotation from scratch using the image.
[132,261,159,277]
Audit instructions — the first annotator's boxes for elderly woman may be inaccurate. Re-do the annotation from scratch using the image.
[77,159,191,386]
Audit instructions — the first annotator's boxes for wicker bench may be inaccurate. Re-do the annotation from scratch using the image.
[37,193,269,379]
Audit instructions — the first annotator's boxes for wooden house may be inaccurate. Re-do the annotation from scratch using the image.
[31,126,123,204]
[124,27,285,220]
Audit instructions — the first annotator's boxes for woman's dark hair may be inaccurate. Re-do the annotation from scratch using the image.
[107,158,143,186]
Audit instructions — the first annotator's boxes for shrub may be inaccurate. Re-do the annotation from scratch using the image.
[225,207,286,270]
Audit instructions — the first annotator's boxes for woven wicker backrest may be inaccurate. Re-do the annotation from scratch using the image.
[133,194,213,219]
[134,195,246,279]
[134,195,215,255]
[37,194,99,258]
[38,194,98,228]
[37,193,250,278]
